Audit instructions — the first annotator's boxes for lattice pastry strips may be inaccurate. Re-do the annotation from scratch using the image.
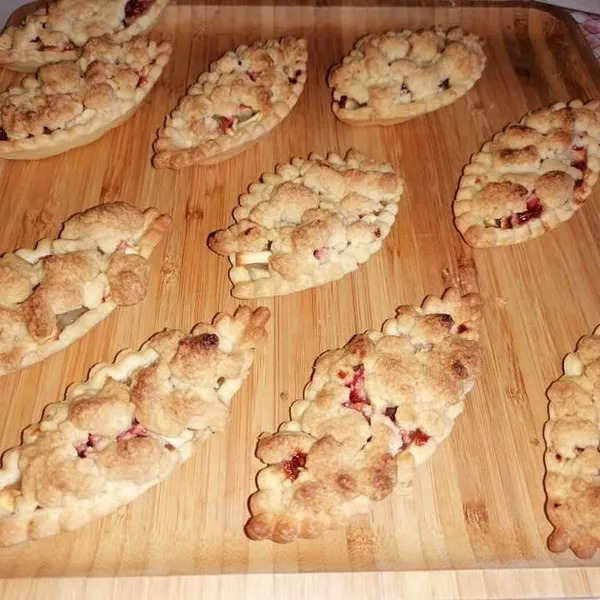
[454,100,600,247]
[0,306,269,547]
[328,26,485,126]
[0,202,170,376]
[246,288,483,543]
[208,149,403,298]
[545,325,600,559]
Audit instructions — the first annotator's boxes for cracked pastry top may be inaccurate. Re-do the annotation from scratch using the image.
[454,100,600,248]
[0,35,172,160]
[245,288,483,543]
[0,305,269,547]
[153,37,307,169]
[0,202,171,376]
[0,0,170,72]
[328,26,486,126]
[545,325,600,559]
[208,149,403,298]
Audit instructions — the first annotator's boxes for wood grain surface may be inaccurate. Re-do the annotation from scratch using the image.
[1,1,600,598]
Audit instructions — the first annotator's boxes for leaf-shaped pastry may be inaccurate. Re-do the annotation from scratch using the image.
[207,149,403,298]
[0,36,172,160]
[0,202,171,376]
[0,306,269,547]
[0,0,170,72]
[544,325,600,559]
[328,26,485,126]
[153,37,307,169]
[454,100,600,247]
[246,288,483,543]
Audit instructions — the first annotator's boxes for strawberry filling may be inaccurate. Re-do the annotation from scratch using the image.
[0,128,7,141]
[75,433,103,458]
[282,450,306,481]
[123,0,154,26]
[342,364,372,423]
[313,246,332,262]
[218,116,236,133]
[117,420,149,441]
[247,71,259,82]
[490,196,543,229]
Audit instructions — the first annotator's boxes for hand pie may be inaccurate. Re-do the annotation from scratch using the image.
[0,202,170,376]
[0,36,172,160]
[454,100,600,247]
[246,288,483,542]
[328,26,485,126]
[208,149,403,298]
[544,325,600,558]
[0,306,269,546]
[153,37,307,168]
[0,0,170,72]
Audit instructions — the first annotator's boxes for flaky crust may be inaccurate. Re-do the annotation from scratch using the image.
[328,26,485,126]
[0,0,170,72]
[246,288,483,543]
[544,325,600,559]
[0,305,269,547]
[0,36,172,160]
[153,37,307,169]
[0,202,171,376]
[454,100,600,248]
[208,149,403,298]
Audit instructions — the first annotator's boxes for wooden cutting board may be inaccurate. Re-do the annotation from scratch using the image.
[0,0,599,583]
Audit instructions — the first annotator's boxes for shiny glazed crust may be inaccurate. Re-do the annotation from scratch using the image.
[0,36,172,160]
[153,37,307,169]
[207,149,403,298]
[0,0,170,72]
[328,26,485,126]
[0,202,171,376]
[0,305,269,547]
[246,288,483,543]
[545,326,600,559]
[454,100,600,248]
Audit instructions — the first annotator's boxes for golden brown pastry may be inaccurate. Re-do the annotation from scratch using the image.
[0,305,269,547]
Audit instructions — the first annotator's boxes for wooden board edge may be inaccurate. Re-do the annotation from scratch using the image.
[1,568,599,600]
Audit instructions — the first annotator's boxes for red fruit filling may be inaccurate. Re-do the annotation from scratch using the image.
[217,116,238,133]
[123,0,154,26]
[117,420,149,441]
[373,228,381,238]
[247,71,259,82]
[492,196,543,229]
[342,364,372,423]
[384,406,397,424]
[282,450,306,480]
[456,323,468,334]
[412,429,430,446]
[0,128,7,141]
[137,75,148,87]
[75,433,103,458]
[313,246,332,262]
